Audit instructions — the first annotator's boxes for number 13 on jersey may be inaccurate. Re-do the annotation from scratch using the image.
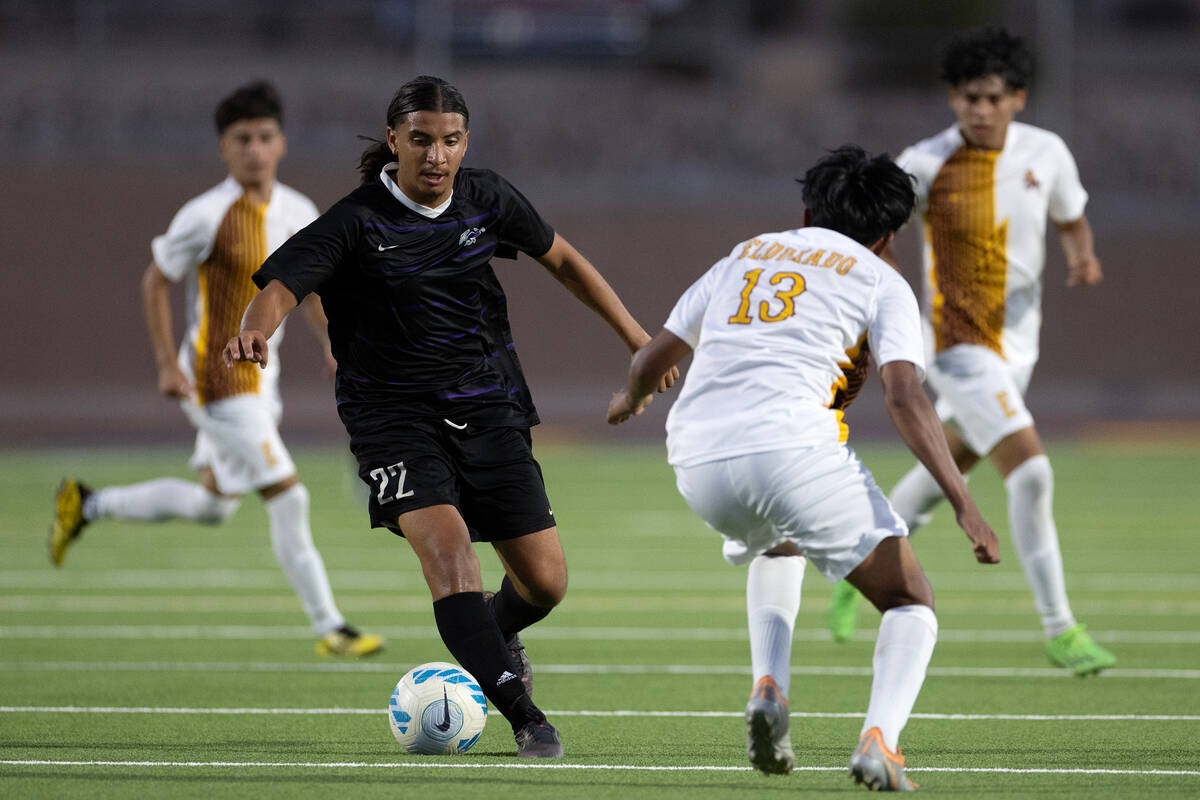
[728,269,808,324]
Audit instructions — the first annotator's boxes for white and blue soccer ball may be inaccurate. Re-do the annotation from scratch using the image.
[388,661,488,754]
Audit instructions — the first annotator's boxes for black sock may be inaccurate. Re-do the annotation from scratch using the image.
[486,575,553,639]
[433,592,544,733]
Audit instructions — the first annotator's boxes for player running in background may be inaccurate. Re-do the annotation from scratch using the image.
[608,145,1000,790]
[48,81,383,659]
[223,75,675,758]
[827,27,1114,677]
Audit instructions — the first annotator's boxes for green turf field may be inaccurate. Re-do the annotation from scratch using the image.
[2,441,1198,798]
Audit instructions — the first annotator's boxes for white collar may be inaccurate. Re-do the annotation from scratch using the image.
[380,163,453,219]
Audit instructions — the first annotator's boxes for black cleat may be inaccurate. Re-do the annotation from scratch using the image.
[484,590,534,698]
[514,720,563,758]
[506,631,533,698]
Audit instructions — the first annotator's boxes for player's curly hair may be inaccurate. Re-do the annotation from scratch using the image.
[213,81,283,134]
[358,76,470,183]
[940,26,1033,89]
[798,145,915,247]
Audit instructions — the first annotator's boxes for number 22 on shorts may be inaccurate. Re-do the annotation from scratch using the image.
[370,462,415,503]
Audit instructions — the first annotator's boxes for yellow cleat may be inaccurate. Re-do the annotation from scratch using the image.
[316,626,385,658]
[49,478,90,566]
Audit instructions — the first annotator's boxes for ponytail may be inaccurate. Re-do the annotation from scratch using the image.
[358,137,393,184]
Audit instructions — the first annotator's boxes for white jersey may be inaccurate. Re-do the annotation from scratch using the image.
[151,177,318,407]
[898,121,1088,370]
[664,226,926,467]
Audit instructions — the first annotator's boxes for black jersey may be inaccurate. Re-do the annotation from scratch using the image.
[254,167,555,426]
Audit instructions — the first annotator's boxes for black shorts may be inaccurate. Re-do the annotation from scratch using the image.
[342,412,554,542]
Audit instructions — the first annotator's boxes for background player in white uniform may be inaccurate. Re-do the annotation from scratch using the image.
[826,28,1114,677]
[48,81,382,658]
[607,146,1000,791]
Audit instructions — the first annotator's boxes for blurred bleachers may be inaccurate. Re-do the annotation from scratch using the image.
[2,0,1198,444]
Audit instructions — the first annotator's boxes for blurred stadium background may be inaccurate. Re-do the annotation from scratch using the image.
[2,0,1197,446]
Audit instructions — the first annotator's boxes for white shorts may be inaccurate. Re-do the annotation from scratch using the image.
[181,394,295,496]
[928,344,1035,456]
[673,443,908,582]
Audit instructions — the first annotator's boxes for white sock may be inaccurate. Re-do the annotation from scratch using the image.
[87,478,239,524]
[265,484,345,637]
[862,604,937,751]
[746,553,804,698]
[889,464,946,535]
[1004,455,1075,638]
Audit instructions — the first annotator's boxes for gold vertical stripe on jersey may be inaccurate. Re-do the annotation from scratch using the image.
[827,333,871,443]
[195,196,266,405]
[926,147,1008,356]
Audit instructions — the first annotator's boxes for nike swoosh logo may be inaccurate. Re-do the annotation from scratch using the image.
[443,419,468,430]
[434,687,452,732]
[377,243,400,251]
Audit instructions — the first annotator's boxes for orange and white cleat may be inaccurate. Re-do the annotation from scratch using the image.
[745,675,794,775]
[849,726,917,791]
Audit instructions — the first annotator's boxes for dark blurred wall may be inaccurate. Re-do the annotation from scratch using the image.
[1,159,1193,446]
[2,0,1198,446]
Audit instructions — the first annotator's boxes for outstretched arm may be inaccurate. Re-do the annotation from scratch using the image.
[607,330,693,424]
[141,262,192,399]
[1055,215,1102,287]
[297,293,337,378]
[879,360,1000,564]
[537,233,678,392]
[222,279,300,369]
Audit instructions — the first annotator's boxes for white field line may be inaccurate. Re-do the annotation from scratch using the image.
[2,706,1197,722]
[1,661,1198,679]
[3,569,1200,592]
[3,594,1200,616]
[0,759,1197,776]
[2,624,1198,645]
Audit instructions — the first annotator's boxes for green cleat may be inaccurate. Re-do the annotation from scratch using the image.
[849,726,917,792]
[829,580,863,643]
[49,478,91,566]
[1046,624,1116,676]
[745,676,794,775]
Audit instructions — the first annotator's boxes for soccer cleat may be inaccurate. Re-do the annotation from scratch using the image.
[744,676,794,775]
[505,632,533,698]
[849,726,917,792]
[514,719,563,758]
[315,625,384,658]
[49,478,91,566]
[830,580,863,643]
[483,590,534,698]
[1046,624,1116,676]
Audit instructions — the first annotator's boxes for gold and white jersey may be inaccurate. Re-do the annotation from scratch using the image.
[899,121,1088,370]
[664,226,926,467]
[151,177,318,407]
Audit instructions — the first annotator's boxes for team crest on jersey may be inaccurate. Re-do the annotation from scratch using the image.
[1024,169,1040,190]
[459,227,486,247]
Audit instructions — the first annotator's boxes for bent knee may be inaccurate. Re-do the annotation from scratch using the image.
[523,570,567,608]
[197,493,240,525]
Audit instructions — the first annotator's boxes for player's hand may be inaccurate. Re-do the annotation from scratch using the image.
[223,331,270,369]
[956,507,1000,564]
[1067,255,1103,287]
[657,366,680,393]
[607,390,653,425]
[156,363,192,400]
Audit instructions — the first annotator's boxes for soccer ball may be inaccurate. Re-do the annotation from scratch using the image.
[388,661,488,754]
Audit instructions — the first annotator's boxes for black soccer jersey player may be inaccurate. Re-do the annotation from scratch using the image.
[224,75,676,758]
